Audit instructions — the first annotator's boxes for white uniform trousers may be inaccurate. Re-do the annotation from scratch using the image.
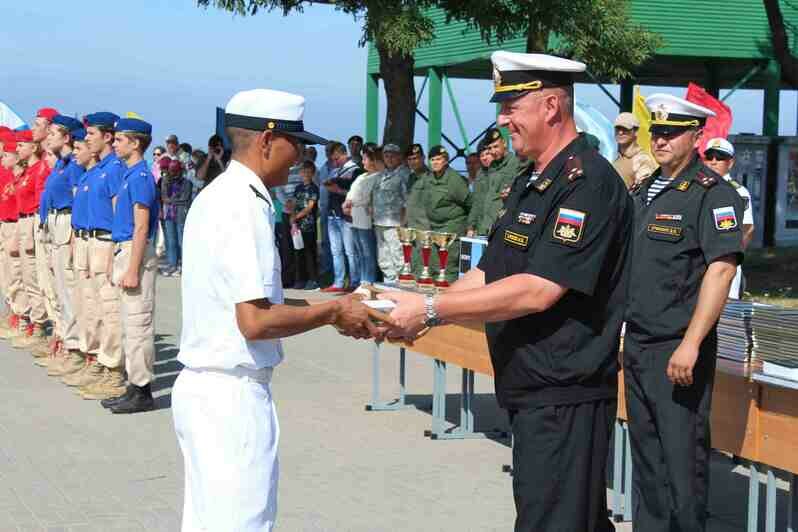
[172,366,279,532]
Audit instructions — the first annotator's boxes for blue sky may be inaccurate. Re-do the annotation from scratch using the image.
[2,0,796,160]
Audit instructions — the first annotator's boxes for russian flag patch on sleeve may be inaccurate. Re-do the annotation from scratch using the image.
[553,207,587,244]
[712,206,738,231]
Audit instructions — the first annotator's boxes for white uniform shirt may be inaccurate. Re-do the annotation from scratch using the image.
[723,173,754,299]
[179,160,284,370]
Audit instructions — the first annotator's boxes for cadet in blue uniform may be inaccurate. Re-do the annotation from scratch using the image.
[76,112,127,400]
[624,94,744,532]
[382,51,633,532]
[102,117,160,413]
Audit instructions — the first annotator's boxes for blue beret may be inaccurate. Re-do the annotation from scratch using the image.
[115,118,152,135]
[84,112,120,128]
[52,115,83,133]
[72,128,87,141]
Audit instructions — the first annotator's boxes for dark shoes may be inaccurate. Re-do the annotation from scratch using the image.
[107,384,155,414]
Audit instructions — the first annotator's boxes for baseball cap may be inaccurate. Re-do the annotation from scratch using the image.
[614,112,640,129]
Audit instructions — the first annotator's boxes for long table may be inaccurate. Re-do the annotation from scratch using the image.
[366,323,798,532]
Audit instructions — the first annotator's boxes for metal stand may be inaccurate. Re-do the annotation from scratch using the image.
[426,360,509,441]
[365,344,412,411]
[608,421,633,523]
[788,474,798,532]
[749,462,760,532]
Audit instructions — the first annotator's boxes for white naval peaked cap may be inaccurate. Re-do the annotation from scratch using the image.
[224,88,328,145]
[645,93,715,131]
[705,137,735,156]
[490,51,586,103]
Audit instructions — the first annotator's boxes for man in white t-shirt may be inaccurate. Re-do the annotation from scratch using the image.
[705,137,754,299]
[173,89,385,532]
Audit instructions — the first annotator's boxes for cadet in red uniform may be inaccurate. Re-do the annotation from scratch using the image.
[0,132,24,337]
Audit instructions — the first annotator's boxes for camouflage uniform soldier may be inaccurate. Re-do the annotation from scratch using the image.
[469,128,520,235]
[422,145,471,282]
[372,144,408,284]
[404,144,430,277]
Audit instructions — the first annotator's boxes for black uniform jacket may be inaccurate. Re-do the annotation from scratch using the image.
[625,156,745,345]
[478,135,633,410]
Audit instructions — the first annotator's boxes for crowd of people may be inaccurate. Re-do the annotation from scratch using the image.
[0,109,159,414]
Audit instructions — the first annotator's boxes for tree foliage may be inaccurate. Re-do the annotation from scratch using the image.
[763,0,798,87]
[438,0,662,81]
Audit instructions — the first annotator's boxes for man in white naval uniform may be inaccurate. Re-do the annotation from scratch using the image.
[172,89,384,532]
[704,137,755,299]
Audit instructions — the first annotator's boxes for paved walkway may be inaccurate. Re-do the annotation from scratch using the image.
[0,280,790,531]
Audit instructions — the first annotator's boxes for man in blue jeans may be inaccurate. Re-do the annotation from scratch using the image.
[321,141,363,293]
[315,144,335,278]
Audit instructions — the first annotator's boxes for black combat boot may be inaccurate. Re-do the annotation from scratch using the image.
[101,386,133,409]
[110,383,155,414]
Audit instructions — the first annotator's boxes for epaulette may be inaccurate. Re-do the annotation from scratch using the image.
[696,169,718,188]
[249,184,272,207]
[564,155,584,182]
[728,178,742,190]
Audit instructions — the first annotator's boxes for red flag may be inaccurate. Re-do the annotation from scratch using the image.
[685,82,733,156]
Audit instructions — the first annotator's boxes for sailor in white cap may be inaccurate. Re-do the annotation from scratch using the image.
[380,51,634,532]
[172,89,387,531]
[704,137,754,299]
[624,94,745,531]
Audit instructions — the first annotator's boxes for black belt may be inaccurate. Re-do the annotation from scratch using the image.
[49,207,72,215]
[75,229,90,239]
[91,229,113,241]
[18,213,34,219]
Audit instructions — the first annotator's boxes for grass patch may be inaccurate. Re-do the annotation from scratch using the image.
[743,247,798,308]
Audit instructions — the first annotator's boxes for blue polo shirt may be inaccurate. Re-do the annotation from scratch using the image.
[40,157,82,220]
[112,160,160,243]
[87,153,126,231]
[72,167,91,230]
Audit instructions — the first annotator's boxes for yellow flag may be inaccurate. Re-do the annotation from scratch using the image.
[126,111,144,120]
[633,86,652,156]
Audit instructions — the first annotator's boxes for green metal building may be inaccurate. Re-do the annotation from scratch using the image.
[365,1,798,152]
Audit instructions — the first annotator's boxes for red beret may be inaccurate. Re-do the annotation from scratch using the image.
[0,130,14,144]
[36,108,59,122]
[168,159,183,173]
[3,141,17,153]
[15,130,33,143]
[0,126,10,134]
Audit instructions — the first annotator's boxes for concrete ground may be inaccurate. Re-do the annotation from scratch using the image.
[0,279,791,531]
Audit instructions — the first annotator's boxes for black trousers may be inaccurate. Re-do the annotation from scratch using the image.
[511,398,616,532]
[623,333,717,532]
[293,229,318,284]
[277,215,296,287]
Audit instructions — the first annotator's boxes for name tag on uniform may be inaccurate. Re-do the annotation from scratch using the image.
[647,223,683,237]
[655,213,682,221]
[503,229,529,249]
[517,212,536,225]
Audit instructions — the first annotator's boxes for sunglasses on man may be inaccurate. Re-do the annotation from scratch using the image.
[704,150,733,162]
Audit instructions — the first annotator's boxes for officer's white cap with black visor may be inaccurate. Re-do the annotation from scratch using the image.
[645,93,715,137]
[224,88,328,145]
[489,51,586,103]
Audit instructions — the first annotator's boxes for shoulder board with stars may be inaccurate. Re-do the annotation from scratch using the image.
[696,169,717,188]
[564,155,584,182]
[534,177,553,193]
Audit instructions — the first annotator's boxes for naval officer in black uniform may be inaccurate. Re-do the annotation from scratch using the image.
[380,51,633,532]
[624,93,744,532]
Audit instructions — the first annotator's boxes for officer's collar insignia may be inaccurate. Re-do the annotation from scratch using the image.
[534,177,552,193]
[655,213,683,221]
[696,170,717,188]
[713,206,738,231]
[249,184,272,207]
[675,181,690,191]
[564,155,584,182]
[552,207,586,244]
[517,212,536,225]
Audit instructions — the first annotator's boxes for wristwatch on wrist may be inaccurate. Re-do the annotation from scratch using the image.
[424,294,443,328]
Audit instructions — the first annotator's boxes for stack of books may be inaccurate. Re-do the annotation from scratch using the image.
[751,303,798,381]
[717,300,753,363]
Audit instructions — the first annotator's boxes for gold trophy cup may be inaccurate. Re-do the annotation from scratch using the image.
[431,232,458,291]
[397,227,417,288]
[416,230,436,293]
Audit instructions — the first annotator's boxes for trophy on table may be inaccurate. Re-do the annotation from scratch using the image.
[415,230,436,293]
[431,232,458,291]
[397,227,417,288]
